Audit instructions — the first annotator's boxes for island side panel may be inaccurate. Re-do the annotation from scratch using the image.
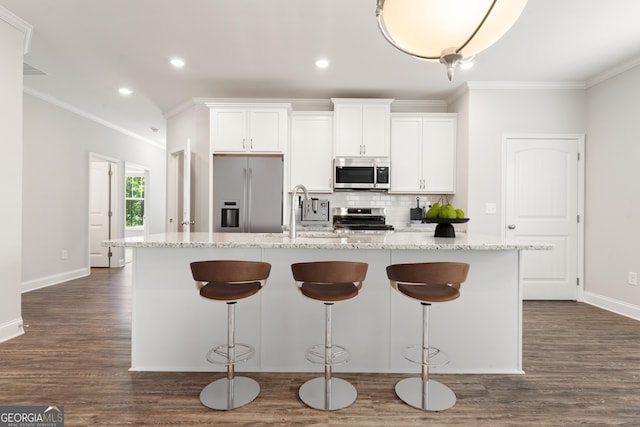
[389,250,522,374]
[261,248,392,373]
[129,244,522,374]
[131,246,265,371]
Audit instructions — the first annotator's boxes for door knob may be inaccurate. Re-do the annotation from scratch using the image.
[508,224,516,230]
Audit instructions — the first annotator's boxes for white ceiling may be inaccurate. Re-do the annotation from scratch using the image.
[3,0,640,146]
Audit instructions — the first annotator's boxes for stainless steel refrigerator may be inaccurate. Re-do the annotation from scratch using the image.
[213,155,283,233]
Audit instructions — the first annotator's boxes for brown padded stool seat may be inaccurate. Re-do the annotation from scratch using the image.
[189,260,271,411]
[292,261,367,303]
[300,282,359,302]
[386,261,469,412]
[199,281,262,301]
[396,283,459,302]
[291,261,368,411]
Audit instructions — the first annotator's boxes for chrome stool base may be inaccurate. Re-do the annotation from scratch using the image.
[299,377,357,411]
[200,376,260,410]
[395,377,456,412]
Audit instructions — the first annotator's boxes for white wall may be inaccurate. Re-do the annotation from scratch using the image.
[0,8,29,343]
[21,94,166,290]
[584,65,640,312]
[463,87,587,235]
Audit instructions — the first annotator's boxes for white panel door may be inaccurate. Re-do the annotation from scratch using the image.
[89,160,113,267]
[505,136,581,300]
[180,139,193,232]
[168,140,194,233]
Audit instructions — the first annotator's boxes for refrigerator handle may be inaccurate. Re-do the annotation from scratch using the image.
[247,168,253,231]
[243,168,248,232]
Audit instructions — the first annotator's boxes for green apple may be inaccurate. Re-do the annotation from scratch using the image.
[426,202,440,219]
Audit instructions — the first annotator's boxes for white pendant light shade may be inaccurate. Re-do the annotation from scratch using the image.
[376,0,528,79]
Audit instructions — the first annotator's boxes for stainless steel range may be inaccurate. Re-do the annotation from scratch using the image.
[332,207,394,232]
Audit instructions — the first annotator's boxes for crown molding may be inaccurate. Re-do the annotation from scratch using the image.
[24,86,166,150]
[166,97,449,117]
[0,6,33,54]
[587,56,640,88]
[466,81,587,91]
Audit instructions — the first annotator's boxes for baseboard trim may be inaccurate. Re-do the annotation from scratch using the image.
[0,317,25,344]
[583,291,640,321]
[22,267,91,293]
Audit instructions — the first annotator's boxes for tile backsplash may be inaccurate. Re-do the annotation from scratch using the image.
[310,191,454,228]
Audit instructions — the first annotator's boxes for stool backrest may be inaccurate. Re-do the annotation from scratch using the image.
[386,262,469,290]
[291,261,368,284]
[190,260,271,284]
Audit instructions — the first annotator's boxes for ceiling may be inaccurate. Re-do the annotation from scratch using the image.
[3,0,640,147]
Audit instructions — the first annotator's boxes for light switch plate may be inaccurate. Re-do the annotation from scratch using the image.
[485,203,497,214]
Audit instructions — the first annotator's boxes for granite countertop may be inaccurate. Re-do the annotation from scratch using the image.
[104,231,552,251]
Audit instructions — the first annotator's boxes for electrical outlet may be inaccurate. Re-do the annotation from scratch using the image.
[61,249,68,260]
[628,272,637,286]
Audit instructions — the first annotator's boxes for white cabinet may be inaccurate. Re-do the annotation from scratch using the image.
[209,104,290,153]
[289,113,333,192]
[332,99,393,157]
[390,114,456,194]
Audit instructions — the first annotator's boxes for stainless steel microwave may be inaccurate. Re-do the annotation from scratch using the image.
[333,157,390,190]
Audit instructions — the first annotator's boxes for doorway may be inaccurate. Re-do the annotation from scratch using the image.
[504,135,585,300]
[89,155,121,268]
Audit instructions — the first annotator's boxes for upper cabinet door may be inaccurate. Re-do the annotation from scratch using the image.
[248,109,286,152]
[210,104,290,154]
[332,99,392,157]
[290,114,333,192]
[389,114,456,194]
[390,117,422,193]
[333,103,363,157]
[421,117,456,194]
[361,104,390,157]
[211,109,247,152]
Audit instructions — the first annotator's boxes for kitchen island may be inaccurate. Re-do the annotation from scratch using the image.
[105,231,550,374]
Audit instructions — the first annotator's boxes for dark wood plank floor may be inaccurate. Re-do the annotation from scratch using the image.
[1,266,639,426]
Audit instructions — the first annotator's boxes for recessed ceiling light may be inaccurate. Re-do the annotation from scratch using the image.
[118,87,133,96]
[170,57,185,68]
[315,58,330,69]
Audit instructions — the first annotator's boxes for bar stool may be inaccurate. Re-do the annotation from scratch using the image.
[190,260,271,410]
[291,261,368,411]
[386,262,470,411]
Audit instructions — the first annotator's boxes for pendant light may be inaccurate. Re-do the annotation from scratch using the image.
[376,0,528,80]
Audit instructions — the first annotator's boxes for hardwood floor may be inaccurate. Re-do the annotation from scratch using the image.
[1,266,639,426]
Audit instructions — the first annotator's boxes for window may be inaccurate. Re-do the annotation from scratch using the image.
[125,175,145,228]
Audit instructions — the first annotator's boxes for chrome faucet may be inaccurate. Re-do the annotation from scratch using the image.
[290,184,309,241]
